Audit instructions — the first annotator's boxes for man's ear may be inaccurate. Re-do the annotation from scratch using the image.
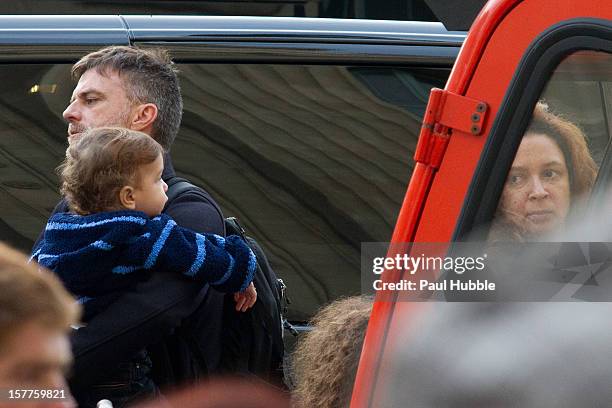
[129,103,158,134]
[119,185,137,210]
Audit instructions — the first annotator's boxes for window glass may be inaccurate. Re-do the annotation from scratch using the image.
[489,51,612,243]
[0,64,69,249]
[0,62,448,321]
[173,64,447,320]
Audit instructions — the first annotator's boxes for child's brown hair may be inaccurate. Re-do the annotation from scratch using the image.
[59,127,163,215]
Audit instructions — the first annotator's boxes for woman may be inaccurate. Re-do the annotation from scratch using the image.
[490,102,597,241]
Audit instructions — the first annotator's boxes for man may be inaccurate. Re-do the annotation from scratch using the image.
[0,243,80,408]
[41,46,248,401]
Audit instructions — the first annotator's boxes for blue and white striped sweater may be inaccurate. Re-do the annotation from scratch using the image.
[32,210,256,320]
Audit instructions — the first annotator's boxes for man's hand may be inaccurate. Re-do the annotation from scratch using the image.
[233,282,257,312]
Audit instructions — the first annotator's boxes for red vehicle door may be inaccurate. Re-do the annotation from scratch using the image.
[353,0,612,405]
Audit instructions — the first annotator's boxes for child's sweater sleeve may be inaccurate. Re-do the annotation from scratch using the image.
[151,215,257,293]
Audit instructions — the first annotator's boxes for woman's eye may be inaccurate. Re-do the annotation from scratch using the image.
[508,174,523,185]
[543,169,558,179]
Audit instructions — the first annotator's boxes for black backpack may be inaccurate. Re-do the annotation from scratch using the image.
[166,176,287,386]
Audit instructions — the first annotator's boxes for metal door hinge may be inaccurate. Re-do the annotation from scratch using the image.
[414,88,488,168]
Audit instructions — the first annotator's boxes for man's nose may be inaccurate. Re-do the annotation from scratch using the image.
[162,180,168,193]
[62,100,80,123]
[528,176,549,199]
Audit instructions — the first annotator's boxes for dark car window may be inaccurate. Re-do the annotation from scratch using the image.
[0,64,70,249]
[0,62,448,321]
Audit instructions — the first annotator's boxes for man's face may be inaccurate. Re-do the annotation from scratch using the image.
[0,321,75,408]
[63,68,135,144]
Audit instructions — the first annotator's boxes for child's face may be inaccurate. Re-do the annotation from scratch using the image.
[133,154,168,217]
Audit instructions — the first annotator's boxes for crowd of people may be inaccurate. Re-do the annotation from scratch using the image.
[0,43,607,408]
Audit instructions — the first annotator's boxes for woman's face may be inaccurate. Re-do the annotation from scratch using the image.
[497,133,571,237]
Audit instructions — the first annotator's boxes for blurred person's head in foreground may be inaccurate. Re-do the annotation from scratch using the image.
[490,101,597,242]
[382,302,612,408]
[0,243,80,407]
[292,296,372,408]
[132,377,290,408]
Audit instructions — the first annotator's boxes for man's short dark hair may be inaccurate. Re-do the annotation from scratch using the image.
[72,46,183,151]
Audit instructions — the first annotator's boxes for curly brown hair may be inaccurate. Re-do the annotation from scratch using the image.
[292,296,372,408]
[59,127,163,215]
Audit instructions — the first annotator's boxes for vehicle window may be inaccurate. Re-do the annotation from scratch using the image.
[0,64,70,250]
[488,51,611,243]
[0,62,448,321]
[175,64,448,320]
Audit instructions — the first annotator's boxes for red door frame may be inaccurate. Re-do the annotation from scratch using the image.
[351,0,612,406]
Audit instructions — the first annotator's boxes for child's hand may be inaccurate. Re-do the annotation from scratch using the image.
[234,282,257,312]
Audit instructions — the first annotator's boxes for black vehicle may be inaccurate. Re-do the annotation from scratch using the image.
[0,15,465,331]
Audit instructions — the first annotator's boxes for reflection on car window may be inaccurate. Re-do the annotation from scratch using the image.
[0,64,70,249]
[175,64,447,320]
[349,67,449,117]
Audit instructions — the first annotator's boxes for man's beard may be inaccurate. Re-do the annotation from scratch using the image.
[67,113,131,145]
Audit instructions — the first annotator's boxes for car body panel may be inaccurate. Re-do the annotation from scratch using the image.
[124,16,465,45]
[0,15,128,45]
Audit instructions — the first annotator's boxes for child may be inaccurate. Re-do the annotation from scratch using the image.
[32,127,257,320]
[31,127,257,407]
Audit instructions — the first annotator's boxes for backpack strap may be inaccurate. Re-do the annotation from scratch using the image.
[166,176,201,204]
[167,176,290,384]
[159,176,226,379]
[165,176,226,236]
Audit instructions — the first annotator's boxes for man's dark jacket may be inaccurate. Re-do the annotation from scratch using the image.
[35,154,226,389]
